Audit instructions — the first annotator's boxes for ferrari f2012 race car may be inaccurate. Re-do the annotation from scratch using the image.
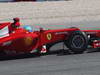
[0,18,100,56]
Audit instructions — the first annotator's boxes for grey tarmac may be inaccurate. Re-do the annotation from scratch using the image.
[0,51,100,75]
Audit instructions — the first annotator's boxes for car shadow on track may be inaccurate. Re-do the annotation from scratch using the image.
[0,49,71,61]
[0,48,100,61]
[0,53,41,61]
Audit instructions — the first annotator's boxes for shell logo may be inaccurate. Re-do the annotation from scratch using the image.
[47,33,52,40]
[24,37,33,46]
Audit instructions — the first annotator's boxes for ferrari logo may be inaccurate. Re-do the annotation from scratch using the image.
[47,33,52,40]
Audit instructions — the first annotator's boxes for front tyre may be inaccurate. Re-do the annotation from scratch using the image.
[64,31,88,54]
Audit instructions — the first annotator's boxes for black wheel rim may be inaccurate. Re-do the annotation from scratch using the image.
[71,35,85,48]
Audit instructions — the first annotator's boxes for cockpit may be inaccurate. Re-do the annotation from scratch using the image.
[23,25,33,32]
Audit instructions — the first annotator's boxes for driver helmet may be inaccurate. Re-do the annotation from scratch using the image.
[23,25,33,32]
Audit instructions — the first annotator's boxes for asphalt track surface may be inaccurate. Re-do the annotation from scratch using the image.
[0,43,100,75]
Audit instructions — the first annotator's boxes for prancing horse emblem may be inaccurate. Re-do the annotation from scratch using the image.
[47,33,52,40]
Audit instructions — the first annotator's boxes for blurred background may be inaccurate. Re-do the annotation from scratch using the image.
[0,0,69,2]
[0,0,100,30]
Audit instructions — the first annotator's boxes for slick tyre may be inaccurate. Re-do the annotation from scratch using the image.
[64,31,88,54]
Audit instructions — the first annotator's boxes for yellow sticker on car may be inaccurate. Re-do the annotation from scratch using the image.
[47,33,52,40]
[24,37,33,46]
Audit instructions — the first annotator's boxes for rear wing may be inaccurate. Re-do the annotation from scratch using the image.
[0,22,11,38]
[0,22,11,29]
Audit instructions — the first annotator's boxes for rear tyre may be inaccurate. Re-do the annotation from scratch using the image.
[64,31,88,54]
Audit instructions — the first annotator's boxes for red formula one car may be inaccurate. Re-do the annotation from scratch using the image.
[0,18,100,56]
